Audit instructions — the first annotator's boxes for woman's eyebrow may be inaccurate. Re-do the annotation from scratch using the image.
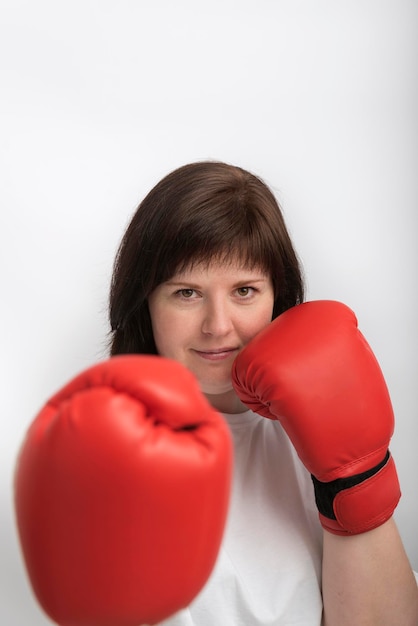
[165,276,269,286]
[235,277,269,283]
[163,279,201,288]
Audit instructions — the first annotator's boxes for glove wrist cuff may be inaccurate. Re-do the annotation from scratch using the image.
[312,451,401,535]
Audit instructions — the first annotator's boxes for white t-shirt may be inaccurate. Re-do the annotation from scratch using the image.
[159,410,324,626]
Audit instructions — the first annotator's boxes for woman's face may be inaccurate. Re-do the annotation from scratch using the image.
[148,258,274,413]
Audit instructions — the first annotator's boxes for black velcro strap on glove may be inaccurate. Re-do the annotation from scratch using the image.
[311,450,390,520]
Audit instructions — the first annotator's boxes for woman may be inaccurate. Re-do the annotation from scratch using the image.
[109,161,418,625]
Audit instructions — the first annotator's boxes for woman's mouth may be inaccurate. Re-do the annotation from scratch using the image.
[193,347,239,361]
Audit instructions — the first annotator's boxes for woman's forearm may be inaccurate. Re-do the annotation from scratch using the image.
[322,517,418,626]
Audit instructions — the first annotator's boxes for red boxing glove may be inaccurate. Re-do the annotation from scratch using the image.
[15,355,232,626]
[232,300,401,535]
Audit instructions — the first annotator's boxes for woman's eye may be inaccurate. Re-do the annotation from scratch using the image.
[236,287,253,297]
[177,289,195,298]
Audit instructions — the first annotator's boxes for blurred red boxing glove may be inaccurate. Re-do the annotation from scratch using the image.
[15,355,232,626]
[232,300,401,535]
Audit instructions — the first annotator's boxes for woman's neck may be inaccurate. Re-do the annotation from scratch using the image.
[204,389,249,415]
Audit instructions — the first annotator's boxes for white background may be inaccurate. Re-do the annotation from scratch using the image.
[1,1,417,623]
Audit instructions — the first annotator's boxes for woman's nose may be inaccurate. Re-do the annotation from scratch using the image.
[201,301,234,336]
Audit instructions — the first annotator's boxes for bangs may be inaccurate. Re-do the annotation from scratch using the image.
[158,201,281,284]
[173,238,275,278]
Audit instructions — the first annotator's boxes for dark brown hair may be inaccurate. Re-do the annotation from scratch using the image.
[109,161,304,355]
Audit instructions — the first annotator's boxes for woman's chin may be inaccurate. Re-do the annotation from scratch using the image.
[199,379,232,395]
